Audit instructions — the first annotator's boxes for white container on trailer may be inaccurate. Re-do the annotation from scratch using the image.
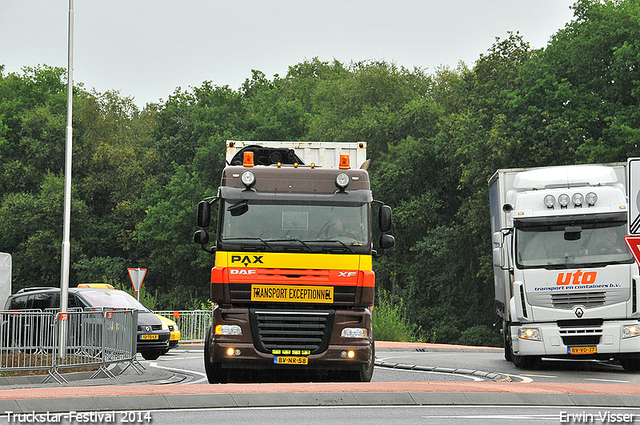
[226,141,368,169]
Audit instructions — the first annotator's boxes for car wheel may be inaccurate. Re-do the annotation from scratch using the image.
[141,350,162,361]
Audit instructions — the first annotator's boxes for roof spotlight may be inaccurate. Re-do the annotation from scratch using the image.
[335,172,350,190]
[558,194,570,207]
[543,195,556,208]
[241,170,256,188]
[586,192,598,206]
[572,193,584,206]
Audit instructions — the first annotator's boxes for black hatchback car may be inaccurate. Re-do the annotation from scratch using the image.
[4,287,170,360]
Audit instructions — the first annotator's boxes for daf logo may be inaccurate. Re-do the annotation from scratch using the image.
[574,307,584,318]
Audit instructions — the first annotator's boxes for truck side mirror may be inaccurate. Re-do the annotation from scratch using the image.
[379,205,393,233]
[493,247,504,268]
[194,229,210,245]
[492,232,503,247]
[379,233,395,250]
[197,201,211,228]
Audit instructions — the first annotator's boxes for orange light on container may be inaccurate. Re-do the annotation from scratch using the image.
[243,151,254,167]
[339,154,350,170]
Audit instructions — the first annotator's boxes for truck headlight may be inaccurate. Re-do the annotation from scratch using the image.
[622,324,640,339]
[341,328,367,338]
[518,327,541,341]
[215,324,243,336]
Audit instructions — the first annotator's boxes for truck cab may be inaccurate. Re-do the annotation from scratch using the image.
[490,164,640,371]
[195,141,394,382]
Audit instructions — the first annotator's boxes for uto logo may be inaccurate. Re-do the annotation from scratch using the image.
[556,270,597,285]
[231,255,264,267]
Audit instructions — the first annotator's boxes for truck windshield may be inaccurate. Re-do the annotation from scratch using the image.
[219,200,370,252]
[515,221,633,268]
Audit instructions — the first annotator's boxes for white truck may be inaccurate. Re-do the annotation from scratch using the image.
[0,253,10,309]
[489,164,640,370]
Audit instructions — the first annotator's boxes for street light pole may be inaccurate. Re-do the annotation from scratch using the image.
[59,0,74,360]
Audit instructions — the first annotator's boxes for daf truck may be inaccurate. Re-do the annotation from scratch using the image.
[490,164,640,371]
[194,141,395,383]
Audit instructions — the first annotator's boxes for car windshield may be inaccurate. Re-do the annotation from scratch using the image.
[515,220,633,268]
[220,200,370,250]
[79,290,149,311]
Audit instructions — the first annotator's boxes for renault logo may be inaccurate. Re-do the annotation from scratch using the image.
[145,326,151,332]
[574,307,584,318]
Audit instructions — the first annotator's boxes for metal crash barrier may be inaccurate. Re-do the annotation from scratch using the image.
[154,310,212,343]
[0,308,141,383]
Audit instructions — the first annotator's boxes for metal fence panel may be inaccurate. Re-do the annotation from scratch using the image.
[0,310,56,372]
[0,309,140,381]
[154,310,212,343]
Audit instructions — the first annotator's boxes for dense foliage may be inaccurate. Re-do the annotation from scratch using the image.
[2,0,639,345]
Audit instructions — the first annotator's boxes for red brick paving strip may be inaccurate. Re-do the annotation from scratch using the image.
[2,341,636,400]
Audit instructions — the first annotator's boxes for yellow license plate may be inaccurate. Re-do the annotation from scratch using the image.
[252,285,334,303]
[568,346,597,355]
[274,356,308,365]
[140,334,159,340]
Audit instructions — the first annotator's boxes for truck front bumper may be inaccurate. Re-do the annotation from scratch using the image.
[511,321,640,359]
[209,340,373,370]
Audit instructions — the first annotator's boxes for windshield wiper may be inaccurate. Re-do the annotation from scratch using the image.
[221,237,274,251]
[318,240,355,253]
[265,238,313,252]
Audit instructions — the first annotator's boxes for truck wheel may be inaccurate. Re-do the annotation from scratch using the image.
[204,324,228,384]
[619,358,640,372]
[512,353,539,369]
[503,321,513,362]
[347,338,375,382]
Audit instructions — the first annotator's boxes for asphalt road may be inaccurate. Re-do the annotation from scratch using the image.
[146,342,640,386]
[1,342,639,422]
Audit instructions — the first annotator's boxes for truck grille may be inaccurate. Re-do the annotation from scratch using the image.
[249,309,334,354]
[230,283,356,305]
[559,328,603,346]
[551,292,606,309]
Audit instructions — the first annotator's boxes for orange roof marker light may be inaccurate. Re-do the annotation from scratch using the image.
[339,154,350,170]
[243,151,254,167]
